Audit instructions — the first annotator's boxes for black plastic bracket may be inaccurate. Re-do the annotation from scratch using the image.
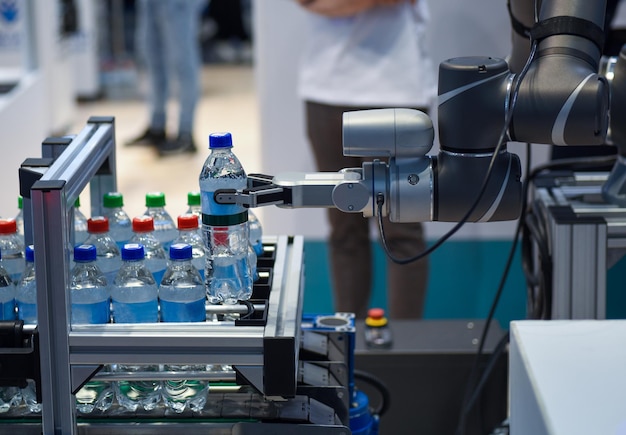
[0,321,41,401]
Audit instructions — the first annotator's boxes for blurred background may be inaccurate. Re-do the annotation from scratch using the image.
[2,0,625,323]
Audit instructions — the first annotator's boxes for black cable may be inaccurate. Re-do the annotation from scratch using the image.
[353,369,391,417]
[455,143,532,435]
[457,152,617,435]
[238,299,255,319]
[464,331,510,416]
[378,41,538,266]
[519,153,616,320]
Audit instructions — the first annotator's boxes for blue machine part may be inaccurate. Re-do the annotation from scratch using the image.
[350,389,380,435]
[301,313,379,434]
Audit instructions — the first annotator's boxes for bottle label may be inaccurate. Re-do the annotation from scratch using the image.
[202,211,248,226]
[201,190,246,217]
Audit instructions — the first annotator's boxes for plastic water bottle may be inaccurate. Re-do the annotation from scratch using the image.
[129,216,168,284]
[248,210,263,282]
[199,132,252,305]
[248,210,263,257]
[173,214,205,280]
[143,192,177,252]
[0,250,21,413]
[102,192,133,250]
[70,243,114,413]
[186,191,202,218]
[159,243,205,322]
[0,219,25,284]
[0,256,14,320]
[70,244,110,325]
[0,261,21,414]
[16,245,36,324]
[14,245,43,414]
[159,243,208,412]
[15,196,24,243]
[84,217,122,285]
[74,197,89,245]
[112,243,161,411]
[111,243,159,324]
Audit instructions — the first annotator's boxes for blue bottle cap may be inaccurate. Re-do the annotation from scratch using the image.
[25,245,34,263]
[74,244,97,262]
[122,243,145,261]
[209,132,233,149]
[169,243,192,260]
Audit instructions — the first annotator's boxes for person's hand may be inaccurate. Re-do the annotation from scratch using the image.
[297,0,413,18]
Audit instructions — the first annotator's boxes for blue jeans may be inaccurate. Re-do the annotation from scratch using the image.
[136,0,206,136]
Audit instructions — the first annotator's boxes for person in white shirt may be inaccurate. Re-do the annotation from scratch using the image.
[297,0,436,319]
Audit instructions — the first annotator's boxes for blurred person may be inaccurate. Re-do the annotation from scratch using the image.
[205,0,252,63]
[127,0,207,156]
[296,0,436,319]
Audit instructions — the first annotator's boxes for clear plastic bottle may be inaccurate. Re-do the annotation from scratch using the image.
[0,256,20,415]
[102,192,133,250]
[112,243,161,411]
[16,245,36,324]
[0,254,14,321]
[74,197,89,245]
[129,216,168,284]
[15,245,41,414]
[248,210,263,257]
[159,243,208,413]
[84,216,122,285]
[15,196,24,244]
[248,210,263,282]
[70,244,114,413]
[186,191,202,218]
[70,244,110,325]
[0,219,25,284]
[159,243,205,322]
[111,243,159,324]
[173,214,205,280]
[143,192,177,252]
[199,132,252,305]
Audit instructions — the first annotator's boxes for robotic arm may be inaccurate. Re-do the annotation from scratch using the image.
[219,0,618,222]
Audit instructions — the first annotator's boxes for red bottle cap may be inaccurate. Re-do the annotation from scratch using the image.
[132,216,154,232]
[88,216,109,233]
[0,219,17,234]
[178,214,199,230]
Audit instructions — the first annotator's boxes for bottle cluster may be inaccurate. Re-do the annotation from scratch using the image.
[0,132,262,415]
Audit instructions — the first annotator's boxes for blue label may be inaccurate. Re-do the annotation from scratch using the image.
[160,298,206,322]
[0,299,14,320]
[72,300,110,324]
[17,301,36,323]
[112,300,158,323]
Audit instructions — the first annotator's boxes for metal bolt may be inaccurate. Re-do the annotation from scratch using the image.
[348,205,354,211]
[467,322,474,329]
[348,184,353,189]
[472,338,479,345]
[407,174,419,185]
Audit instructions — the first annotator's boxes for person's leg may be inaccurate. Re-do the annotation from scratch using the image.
[305,101,372,318]
[380,218,429,319]
[158,0,203,155]
[127,0,167,145]
[142,0,168,132]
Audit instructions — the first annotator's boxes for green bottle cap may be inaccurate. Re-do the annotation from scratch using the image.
[103,192,124,208]
[187,191,201,206]
[145,192,166,207]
